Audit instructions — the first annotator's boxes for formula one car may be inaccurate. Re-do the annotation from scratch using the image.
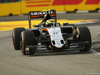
[12,9,92,55]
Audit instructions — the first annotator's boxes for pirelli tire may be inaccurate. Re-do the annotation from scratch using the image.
[12,27,25,50]
[21,30,37,55]
[78,26,91,52]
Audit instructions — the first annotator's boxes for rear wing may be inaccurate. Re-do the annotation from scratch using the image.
[28,10,56,29]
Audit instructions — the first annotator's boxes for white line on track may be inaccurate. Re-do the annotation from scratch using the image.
[91,39,100,56]
[91,49,100,56]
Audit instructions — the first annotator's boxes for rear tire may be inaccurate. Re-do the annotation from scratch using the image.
[78,26,91,52]
[12,28,25,50]
[21,30,36,55]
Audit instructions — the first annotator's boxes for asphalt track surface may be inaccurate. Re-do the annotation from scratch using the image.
[0,13,100,75]
[0,13,100,21]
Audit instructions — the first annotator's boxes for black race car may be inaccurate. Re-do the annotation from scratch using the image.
[12,9,92,55]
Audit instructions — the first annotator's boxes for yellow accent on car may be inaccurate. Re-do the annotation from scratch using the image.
[46,19,55,25]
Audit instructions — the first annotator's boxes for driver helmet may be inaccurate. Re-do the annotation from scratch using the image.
[45,19,55,27]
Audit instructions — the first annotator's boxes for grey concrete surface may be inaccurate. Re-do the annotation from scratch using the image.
[0,13,100,21]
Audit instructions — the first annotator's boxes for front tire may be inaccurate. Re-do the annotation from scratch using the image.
[21,30,37,55]
[78,26,91,52]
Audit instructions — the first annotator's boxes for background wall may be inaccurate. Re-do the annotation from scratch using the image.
[0,0,100,16]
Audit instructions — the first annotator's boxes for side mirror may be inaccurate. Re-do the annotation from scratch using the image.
[63,23,69,26]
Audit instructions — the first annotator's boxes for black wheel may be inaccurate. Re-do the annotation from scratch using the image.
[21,30,37,55]
[78,26,91,52]
[12,27,25,50]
